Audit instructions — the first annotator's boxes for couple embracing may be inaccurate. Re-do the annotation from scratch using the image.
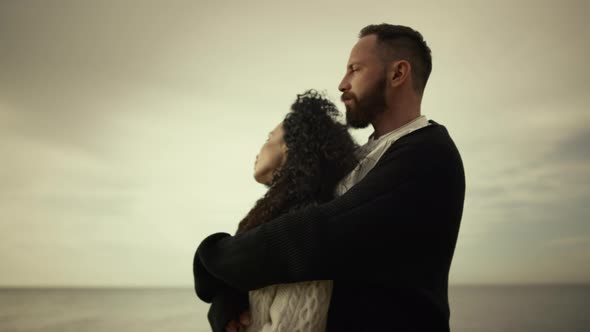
[194,23,465,332]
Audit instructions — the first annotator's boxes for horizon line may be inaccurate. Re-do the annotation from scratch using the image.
[1,282,589,290]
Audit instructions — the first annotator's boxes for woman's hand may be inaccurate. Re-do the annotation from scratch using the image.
[225,310,251,332]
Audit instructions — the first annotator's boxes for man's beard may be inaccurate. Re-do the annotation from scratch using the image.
[343,78,387,129]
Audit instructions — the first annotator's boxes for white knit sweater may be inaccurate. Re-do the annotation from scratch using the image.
[243,116,430,332]
[244,281,333,332]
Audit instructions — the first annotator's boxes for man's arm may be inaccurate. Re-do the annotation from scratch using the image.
[195,134,465,294]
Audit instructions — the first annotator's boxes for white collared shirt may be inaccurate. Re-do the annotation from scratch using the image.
[336,115,430,196]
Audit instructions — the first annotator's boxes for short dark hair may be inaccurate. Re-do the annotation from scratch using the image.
[360,24,432,96]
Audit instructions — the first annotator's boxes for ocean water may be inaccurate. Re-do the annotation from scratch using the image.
[449,285,589,332]
[0,285,588,331]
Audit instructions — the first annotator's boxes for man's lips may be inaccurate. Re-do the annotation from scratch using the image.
[341,94,354,104]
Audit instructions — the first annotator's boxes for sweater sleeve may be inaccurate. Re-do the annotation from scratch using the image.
[195,137,464,294]
[207,288,249,332]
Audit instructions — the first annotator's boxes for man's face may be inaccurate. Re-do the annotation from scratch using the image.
[338,35,387,129]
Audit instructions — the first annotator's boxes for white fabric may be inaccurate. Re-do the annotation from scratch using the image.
[335,115,430,195]
[245,281,332,332]
[244,115,430,332]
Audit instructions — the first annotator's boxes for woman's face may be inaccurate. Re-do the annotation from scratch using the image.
[254,122,288,185]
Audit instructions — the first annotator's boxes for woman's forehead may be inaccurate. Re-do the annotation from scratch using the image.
[271,121,284,134]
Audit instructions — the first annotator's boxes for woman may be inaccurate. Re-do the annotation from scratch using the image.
[199,89,358,332]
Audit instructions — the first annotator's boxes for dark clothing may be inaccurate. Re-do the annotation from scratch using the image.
[194,121,465,331]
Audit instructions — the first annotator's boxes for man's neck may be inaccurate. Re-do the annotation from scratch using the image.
[371,108,421,140]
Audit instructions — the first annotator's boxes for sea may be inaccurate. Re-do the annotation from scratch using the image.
[0,285,588,331]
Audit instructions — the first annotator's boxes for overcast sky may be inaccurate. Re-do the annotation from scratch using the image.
[1,0,589,287]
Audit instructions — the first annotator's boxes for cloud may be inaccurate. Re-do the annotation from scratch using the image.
[548,236,590,247]
[548,128,590,162]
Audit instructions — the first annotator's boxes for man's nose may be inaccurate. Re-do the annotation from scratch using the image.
[338,76,350,92]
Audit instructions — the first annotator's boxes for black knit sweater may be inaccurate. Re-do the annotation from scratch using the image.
[194,121,465,331]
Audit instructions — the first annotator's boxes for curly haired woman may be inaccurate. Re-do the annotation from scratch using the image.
[209,90,359,332]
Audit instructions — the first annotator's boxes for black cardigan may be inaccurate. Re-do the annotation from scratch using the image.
[194,121,465,332]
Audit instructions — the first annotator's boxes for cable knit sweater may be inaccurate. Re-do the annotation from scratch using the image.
[241,116,431,332]
[244,281,333,332]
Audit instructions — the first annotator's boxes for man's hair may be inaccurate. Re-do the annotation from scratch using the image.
[360,24,432,96]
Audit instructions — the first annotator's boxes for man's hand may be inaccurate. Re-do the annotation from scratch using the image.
[225,310,251,332]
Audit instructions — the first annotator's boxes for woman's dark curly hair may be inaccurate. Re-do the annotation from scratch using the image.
[236,90,359,235]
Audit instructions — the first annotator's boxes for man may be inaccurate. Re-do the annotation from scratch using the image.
[194,23,465,332]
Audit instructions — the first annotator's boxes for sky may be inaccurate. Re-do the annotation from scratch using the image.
[0,0,589,287]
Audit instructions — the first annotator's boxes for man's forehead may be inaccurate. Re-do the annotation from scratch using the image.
[347,35,378,65]
[357,34,377,46]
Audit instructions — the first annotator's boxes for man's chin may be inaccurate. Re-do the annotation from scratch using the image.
[349,122,370,129]
[346,110,371,129]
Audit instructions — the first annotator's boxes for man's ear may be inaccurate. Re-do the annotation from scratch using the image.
[388,60,412,88]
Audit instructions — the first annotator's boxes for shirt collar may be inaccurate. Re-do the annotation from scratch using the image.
[367,115,429,144]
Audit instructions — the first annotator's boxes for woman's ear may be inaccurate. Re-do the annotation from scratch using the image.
[280,144,288,166]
